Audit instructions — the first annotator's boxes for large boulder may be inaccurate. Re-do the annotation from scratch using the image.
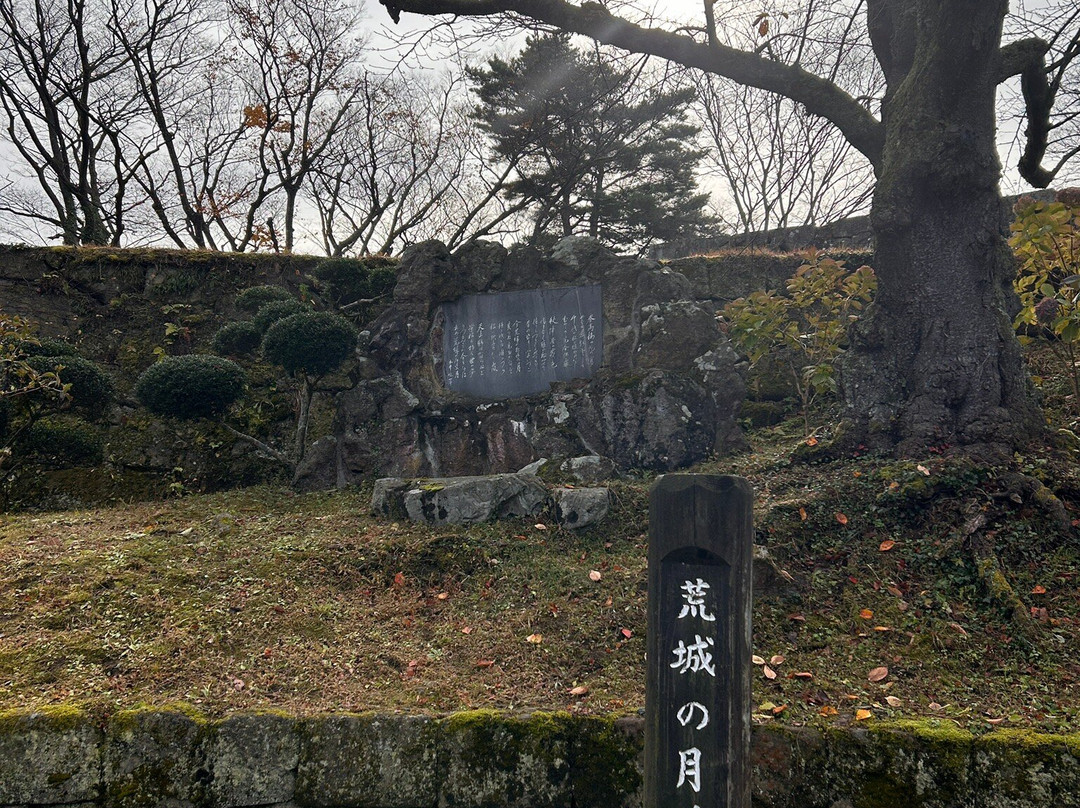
[304,238,746,486]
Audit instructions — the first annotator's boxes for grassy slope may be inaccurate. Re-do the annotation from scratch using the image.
[2,406,1078,733]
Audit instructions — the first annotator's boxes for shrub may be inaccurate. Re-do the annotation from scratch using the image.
[235,285,294,313]
[722,251,876,434]
[211,321,262,357]
[26,355,115,419]
[24,416,104,466]
[1011,198,1080,410]
[9,337,80,358]
[253,299,308,333]
[135,354,246,420]
[262,311,359,377]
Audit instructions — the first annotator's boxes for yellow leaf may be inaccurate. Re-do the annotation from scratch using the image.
[819,705,839,716]
[859,608,874,620]
[798,506,808,521]
[855,708,873,721]
[526,633,542,644]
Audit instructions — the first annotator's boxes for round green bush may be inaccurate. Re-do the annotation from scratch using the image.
[26,355,115,419]
[312,258,397,306]
[25,416,104,467]
[9,337,80,358]
[253,299,308,333]
[262,311,359,377]
[210,321,262,357]
[134,354,246,420]
[235,285,294,313]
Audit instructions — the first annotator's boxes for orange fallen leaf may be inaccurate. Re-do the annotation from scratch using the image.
[868,666,889,683]
[392,571,406,589]
[569,685,589,696]
[588,570,602,582]
[859,608,874,620]
[621,628,633,639]
[835,512,849,525]
[763,665,777,680]
[916,464,930,476]
[874,626,892,632]
[461,626,472,634]
[806,436,818,446]
[799,506,808,521]
[855,708,873,721]
[437,592,449,600]
[771,704,787,716]
[1032,585,1047,595]
[526,633,543,644]
[476,659,495,668]
[819,705,839,716]
[879,539,896,552]
[793,671,814,680]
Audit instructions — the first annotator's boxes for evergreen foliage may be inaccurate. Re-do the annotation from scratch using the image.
[25,416,104,467]
[312,257,396,308]
[134,355,246,420]
[262,312,359,377]
[26,355,115,420]
[235,285,295,313]
[211,321,262,357]
[253,299,308,333]
[468,33,714,251]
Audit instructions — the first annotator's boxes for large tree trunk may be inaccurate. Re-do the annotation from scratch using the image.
[839,0,1045,457]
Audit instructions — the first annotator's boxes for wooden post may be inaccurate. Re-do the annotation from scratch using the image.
[645,474,753,808]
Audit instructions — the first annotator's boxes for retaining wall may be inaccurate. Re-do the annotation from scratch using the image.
[1,705,1078,808]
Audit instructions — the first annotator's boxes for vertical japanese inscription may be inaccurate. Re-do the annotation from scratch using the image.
[440,285,603,399]
[646,475,753,808]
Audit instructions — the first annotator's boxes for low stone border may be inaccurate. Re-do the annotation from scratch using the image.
[0,705,1077,807]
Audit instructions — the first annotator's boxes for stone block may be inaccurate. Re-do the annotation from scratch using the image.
[0,707,102,805]
[560,455,615,484]
[103,705,208,808]
[553,487,609,528]
[208,713,299,807]
[973,730,1080,808]
[569,716,642,808]
[400,473,548,525]
[439,711,572,808]
[296,714,439,808]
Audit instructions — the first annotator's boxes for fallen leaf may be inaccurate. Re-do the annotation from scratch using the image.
[819,705,839,716]
[770,654,785,665]
[392,571,406,589]
[859,608,874,620]
[916,464,930,476]
[569,685,589,696]
[868,666,889,683]
[788,613,806,622]
[793,671,814,679]
[855,708,873,721]
[885,695,902,708]
[476,659,495,668]
[986,717,1006,725]
[461,626,472,634]
[1032,585,1047,595]
[929,702,943,711]
[886,584,903,597]
[879,539,896,552]
[806,436,818,446]
[588,570,602,582]
[230,676,245,691]
[799,506,808,521]
[436,592,449,600]
[874,626,892,632]
[526,633,543,644]
[534,523,548,530]
[836,512,849,525]
[752,655,766,665]
[263,647,272,658]
[763,665,777,680]
[621,628,633,639]
[772,704,787,716]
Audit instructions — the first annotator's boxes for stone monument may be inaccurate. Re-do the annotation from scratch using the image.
[295,237,747,489]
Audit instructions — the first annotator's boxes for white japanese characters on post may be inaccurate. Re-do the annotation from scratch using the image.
[646,475,753,808]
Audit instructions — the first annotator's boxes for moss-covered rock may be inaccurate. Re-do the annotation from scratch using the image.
[207,712,299,807]
[0,705,102,805]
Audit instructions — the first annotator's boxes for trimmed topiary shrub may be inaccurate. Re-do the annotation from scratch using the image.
[9,337,80,358]
[253,299,308,333]
[235,284,294,313]
[26,355,115,420]
[211,321,262,357]
[134,355,246,420]
[262,311,359,377]
[24,415,104,466]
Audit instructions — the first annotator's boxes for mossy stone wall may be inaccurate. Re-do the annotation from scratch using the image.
[0,706,1077,807]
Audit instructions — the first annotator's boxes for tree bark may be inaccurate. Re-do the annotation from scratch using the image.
[840,0,1044,456]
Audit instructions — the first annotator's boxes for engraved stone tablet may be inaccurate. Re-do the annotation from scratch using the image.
[441,285,603,399]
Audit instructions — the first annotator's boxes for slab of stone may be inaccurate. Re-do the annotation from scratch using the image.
[103,705,208,808]
[373,472,548,525]
[553,487,609,528]
[439,712,572,808]
[560,454,615,484]
[296,714,439,808]
[0,707,103,805]
[569,716,643,808]
[208,713,299,807]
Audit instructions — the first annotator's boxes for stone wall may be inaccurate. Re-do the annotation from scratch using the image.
[2,705,1077,808]
[296,238,748,488]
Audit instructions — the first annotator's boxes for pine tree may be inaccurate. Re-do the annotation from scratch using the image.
[468,34,713,252]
